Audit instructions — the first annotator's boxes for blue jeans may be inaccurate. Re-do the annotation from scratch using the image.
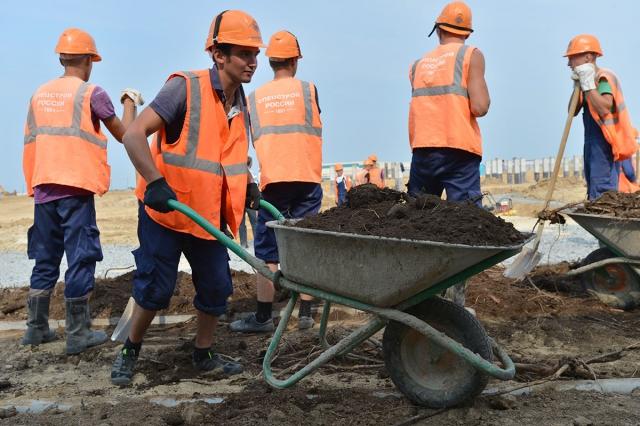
[254,182,323,263]
[28,195,102,298]
[132,203,232,316]
[408,147,482,205]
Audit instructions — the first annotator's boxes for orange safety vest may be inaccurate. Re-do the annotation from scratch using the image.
[135,70,249,239]
[619,173,640,193]
[334,175,352,199]
[368,166,384,188]
[409,43,482,156]
[23,77,110,196]
[248,77,322,190]
[585,68,637,161]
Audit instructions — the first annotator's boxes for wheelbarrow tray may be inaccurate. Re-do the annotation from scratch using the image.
[267,220,531,307]
[566,211,640,259]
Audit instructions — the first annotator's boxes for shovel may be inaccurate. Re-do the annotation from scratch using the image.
[503,82,581,280]
[111,297,135,342]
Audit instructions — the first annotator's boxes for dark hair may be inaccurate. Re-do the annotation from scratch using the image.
[211,43,233,67]
[59,54,91,67]
[269,58,295,71]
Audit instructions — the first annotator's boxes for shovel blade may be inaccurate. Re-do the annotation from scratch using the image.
[111,297,135,342]
[503,247,542,280]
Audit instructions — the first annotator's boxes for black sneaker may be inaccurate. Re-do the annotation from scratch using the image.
[192,351,243,376]
[111,348,138,386]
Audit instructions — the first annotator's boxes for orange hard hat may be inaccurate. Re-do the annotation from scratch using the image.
[368,154,378,162]
[266,30,302,61]
[55,28,101,62]
[428,1,473,37]
[204,10,266,51]
[364,159,374,166]
[564,34,603,57]
[334,163,343,171]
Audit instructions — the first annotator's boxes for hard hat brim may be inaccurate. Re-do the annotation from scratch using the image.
[563,51,603,58]
[437,24,473,36]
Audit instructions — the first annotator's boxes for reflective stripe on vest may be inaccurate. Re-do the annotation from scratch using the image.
[23,83,107,148]
[411,45,470,98]
[248,81,322,139]
[162,71,248,177]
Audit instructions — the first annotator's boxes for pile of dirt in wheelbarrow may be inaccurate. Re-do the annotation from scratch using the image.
[0,270,256,321]
[577,191,640,217]
[295,184,527,246]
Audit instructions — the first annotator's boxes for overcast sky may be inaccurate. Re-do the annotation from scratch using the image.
[2,0,639,192]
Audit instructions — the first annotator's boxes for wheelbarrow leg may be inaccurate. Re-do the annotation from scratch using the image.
[318,301,332,349]
[263,309,385,389]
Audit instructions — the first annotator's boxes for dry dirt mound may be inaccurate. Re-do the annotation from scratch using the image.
[0,270,256,321]
[577,190,640,218]
[295,185,526,246]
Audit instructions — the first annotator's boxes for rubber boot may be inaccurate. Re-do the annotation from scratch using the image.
[65,296,108,355]
[22,290,57,346]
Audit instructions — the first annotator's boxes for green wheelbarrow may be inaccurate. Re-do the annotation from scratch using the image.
[167,199,532,408]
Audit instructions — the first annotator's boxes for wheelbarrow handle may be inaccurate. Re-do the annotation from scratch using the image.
[166,199,283,280]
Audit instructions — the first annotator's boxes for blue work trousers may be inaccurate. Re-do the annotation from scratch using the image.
[28,195,102,298]
[255,182,323,263]
[408,147,482,205]
[132,203,232,316]
[583,108,618,200]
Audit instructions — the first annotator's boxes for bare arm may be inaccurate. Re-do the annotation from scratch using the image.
[584,86,614,120]
[102,98,137,143]
[122,107,164,183]
[467,49,490,117]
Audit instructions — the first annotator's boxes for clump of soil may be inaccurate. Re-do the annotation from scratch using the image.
[577,191,640,218]
[295,185,527,246]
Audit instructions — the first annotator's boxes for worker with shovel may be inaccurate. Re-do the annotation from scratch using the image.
[110,10,264,386]
[22,28,142,354]
[566,34,637,200]
[230,30,323,333]
[407,1,489,305]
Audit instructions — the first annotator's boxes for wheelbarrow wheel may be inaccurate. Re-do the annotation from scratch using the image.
[580,248,640,295]
[382,297,491,408]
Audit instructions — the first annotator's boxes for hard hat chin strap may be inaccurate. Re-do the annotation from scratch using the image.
[212,10,229,45]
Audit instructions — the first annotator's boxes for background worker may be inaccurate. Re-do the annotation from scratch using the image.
[566,34,638,200]
[110,10,263,386]
[22,28,142,354]
[407,1,489,306]
[367,154,385,188]
[334,163,352,206]
[355,158,374,185]
[230,30,323,333]
[239,156,258,248]
[617,158,639,193]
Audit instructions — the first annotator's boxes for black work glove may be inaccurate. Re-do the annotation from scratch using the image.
[245,182,261,210]
[144,177,177,213]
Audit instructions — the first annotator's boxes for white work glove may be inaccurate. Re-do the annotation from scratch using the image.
[573,63,597,92]
[120,88,144,106]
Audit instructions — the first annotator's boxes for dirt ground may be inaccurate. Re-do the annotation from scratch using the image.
[1,265,640,425]
[3,177,639,425]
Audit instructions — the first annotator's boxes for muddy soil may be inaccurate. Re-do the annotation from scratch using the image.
[578,190,640,218]
[1,266,640,424]
[296,185,526,246]
[0,270,257,321]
